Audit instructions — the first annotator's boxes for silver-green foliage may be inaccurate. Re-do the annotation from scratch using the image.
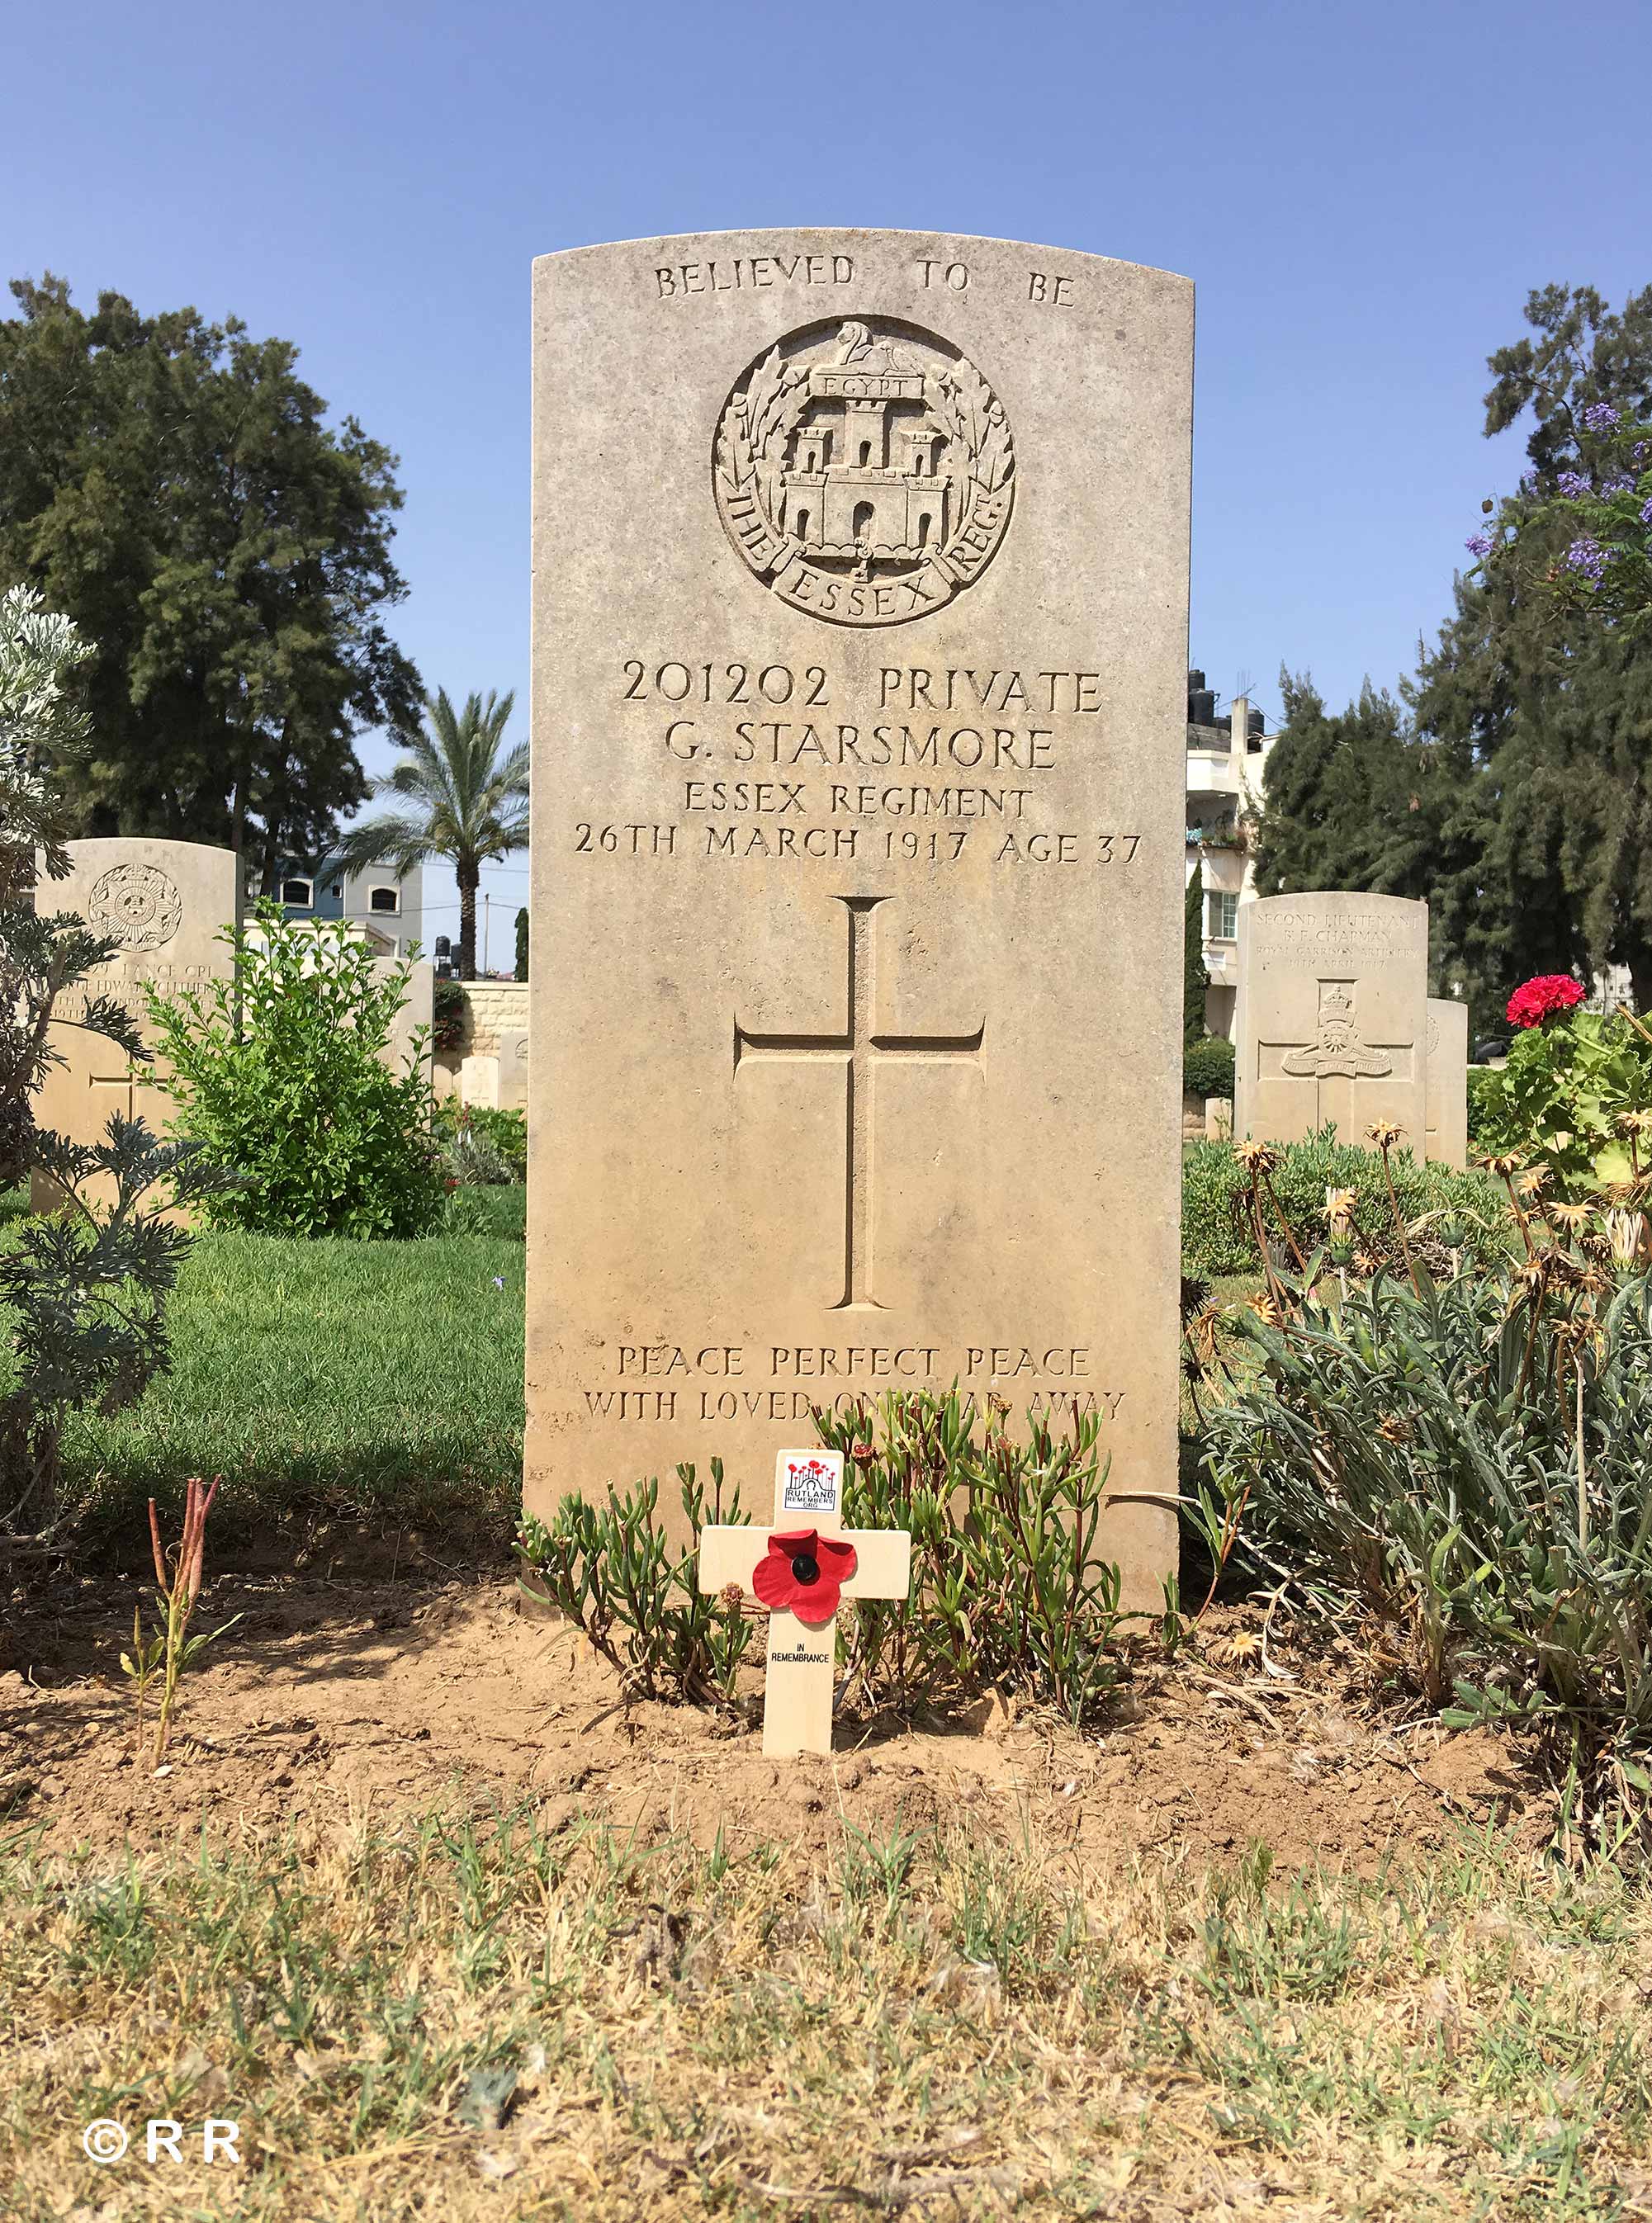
[0,583,92,891]
[2,1118,236,1533]
[1198,1258,1652,1802]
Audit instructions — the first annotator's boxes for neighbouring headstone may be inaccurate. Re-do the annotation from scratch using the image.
[698,1447,911,1755]
[1234,894,1429,1154]
[460,1052,501,1110]
[32,838,241,1207]
[495,1030,528,1113]
[525,228,1193,1608]
[1425,997,1470,1170]
[381,956,434,1087]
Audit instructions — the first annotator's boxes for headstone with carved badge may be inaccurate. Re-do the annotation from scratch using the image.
[524,228,1193,1609]
[1233,892,1429,1152]
[31,838,242,1209]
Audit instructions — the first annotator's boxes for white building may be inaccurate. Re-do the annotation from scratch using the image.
[274,857,426,961]
[1185,671,1276,1041]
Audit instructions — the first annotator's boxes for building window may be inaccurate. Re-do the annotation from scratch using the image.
[282,877,313,909]
[1208,891,1239,942]
[369,886,400,915]
[329,882,343,899]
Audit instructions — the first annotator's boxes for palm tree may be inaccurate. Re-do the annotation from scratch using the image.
[335,688,528,978]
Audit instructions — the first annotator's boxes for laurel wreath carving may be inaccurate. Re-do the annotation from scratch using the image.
[716,329,1015,580]
[924,359,1014,551]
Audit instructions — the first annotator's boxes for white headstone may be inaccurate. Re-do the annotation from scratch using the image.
[1234,893,1429,1152]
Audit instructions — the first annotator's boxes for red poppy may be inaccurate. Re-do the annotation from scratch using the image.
[751,1528,858,1624]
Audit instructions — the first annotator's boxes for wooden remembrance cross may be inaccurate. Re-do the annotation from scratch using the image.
[698,1449,911,1756]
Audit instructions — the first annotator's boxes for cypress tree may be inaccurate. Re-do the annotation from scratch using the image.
[1184,858,1208,1045]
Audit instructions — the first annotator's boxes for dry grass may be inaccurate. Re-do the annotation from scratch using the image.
[3,1803,1650,2221]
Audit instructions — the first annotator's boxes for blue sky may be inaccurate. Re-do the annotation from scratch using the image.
[7,0,1650,956]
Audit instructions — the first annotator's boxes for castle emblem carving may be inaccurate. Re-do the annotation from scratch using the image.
[714,318,1015,627]
[88,862,183,952]
[1280,982,1393,1080]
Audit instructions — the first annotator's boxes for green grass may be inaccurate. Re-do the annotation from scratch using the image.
[447,1181,526,1239]
[60,1214,524,1538]
[2,1808,1647,2220]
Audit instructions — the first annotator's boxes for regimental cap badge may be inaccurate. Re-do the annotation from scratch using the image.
[713,316,1015,628]
[88,862,183,953]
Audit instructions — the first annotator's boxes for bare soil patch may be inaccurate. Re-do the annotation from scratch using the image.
[2,1555,1542,1869]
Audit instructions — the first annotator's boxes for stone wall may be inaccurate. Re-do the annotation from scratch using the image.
[433,978,529,1099]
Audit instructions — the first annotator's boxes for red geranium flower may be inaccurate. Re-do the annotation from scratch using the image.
[751,1529,858,1625]
[1507,974,1585,1029]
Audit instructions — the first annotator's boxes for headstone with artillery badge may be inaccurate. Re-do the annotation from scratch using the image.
[1234,892,1430,1153]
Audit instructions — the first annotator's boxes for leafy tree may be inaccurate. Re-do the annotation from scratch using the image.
[515,906,529,983]
[1183,859,1206,1045]
[1457,287,1652,1007]
[1256,655,1566,1018]
[334,689,528,979]
[1484,282,1652,481]
[0,274,420,881]
[1252,289,1652,1019]
[1254,673,1435,897]
[1399,577,1535,1016]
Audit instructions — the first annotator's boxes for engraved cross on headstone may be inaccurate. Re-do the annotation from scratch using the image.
[698,1449,911,1757]
[733,896,983,1312]
[88,1070,140,1124]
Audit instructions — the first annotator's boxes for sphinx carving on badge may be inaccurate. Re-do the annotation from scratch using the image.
[697,1448,911,1756]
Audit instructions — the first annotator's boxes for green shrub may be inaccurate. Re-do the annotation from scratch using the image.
[1471,1006,1652,1194]
[145,906,446,1241]
[4,1120,235,1530]
[1181,1129,1507,1276]
[516,1464,755,1704]
[434,1101,526,1185]
[820,1390,1128,1726]
[438,1181,525,1239]
[1190,1151,1652,1822]
[1184,1035,1235,1101]
[1465,1064,1498,1142]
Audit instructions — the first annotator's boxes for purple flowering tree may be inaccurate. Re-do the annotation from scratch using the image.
[1469,287,1652,630]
